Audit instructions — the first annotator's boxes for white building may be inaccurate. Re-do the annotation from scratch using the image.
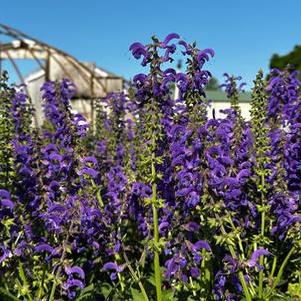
[206,90,251,120]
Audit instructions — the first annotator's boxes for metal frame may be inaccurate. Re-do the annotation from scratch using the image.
[0,23,125,123]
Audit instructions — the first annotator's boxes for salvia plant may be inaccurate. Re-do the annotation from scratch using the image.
[0,33,300,301]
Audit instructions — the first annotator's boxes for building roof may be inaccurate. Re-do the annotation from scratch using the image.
[205,90,252,103]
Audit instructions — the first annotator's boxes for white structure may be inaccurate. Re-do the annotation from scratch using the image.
[24,57,124,124]
[206,90,251,120]
[0,24,124,125]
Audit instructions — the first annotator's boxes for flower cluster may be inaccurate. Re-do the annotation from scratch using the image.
[0,33,300,301]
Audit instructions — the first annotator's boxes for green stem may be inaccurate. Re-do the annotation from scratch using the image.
[151,154,162,301]
[123,249,149,301]
[152,197,162,301]
[220,224,252,301]
[270,257,277,279]
[189,277,197,297]
[0,287,21,301]
[272,246,295,290]
[258,174,266,299]
[201,253,212,293]
[117,264,125,292]
[37,265,47,299]
[49,222,73,301]
[48,266,60,301]
[18,262,32,301]
[229,218,245,259]
[231,246,252,301]
[91,179,104,208]
[264,246,295,299]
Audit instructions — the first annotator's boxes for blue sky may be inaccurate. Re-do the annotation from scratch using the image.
[1,0,301,89]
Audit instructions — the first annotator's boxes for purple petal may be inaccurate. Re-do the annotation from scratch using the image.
[49,152,63,161]
[193,240,211,252]
[159,221,169,233]
[163,33,180,46]
[65,279,84,289]
[133,73,148,84]
[82,156,98,166]
[65,266,85,279]
[0,245,9,263]
[129,42,147,59]
[103,262,123,272]
[190,267,200,278]
[248,248,271,267]
[34,243,54,253]
[0,189,10,199]
[181,222,200,232]
[1,199,14,210]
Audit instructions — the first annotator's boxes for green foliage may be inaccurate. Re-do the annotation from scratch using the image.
[206,77,220,91]
[0,72,15,189]
[250,70,271,188]
[270,45,301,72]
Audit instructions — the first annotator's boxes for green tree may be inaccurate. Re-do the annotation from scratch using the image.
[270,45,301,71]
[206,77,220,90]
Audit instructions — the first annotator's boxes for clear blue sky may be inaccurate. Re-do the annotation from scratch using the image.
[1,0,301,89]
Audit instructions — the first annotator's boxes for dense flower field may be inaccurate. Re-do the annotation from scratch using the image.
[0,34,300,301]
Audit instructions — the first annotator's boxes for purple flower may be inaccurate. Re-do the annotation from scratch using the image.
[1,199,14,210]
[103,262,123,272]
[129,42,148,60]
[0,190,10,199]
[193,240,211,252]
[64,279,84,289]
[0,245,10,263]
[63,279,85,299]
[78,167,98,179]
[248,248,271,267]
[162,33,180,46]
[103,262,124,281]
[65,266,85,280]
[159,221,169,234]
[197,48,215,67]
[190,267,200,278]
[34,243,54,254]
[181,222,200,232]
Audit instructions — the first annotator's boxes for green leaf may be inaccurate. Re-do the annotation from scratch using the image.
[100,283,113,299]
[287,282,301,298]
[147,274,156,287]
[130,287,144,301]
[0,287,21,301]
[162,289,175,301]
[18,262,28,287]
[75,284,95,301]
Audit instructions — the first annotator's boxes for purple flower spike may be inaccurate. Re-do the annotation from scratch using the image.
[82,156,98,166]
[133,73,148,84]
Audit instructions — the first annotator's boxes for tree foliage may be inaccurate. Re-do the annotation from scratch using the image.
[270,45,301,71]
